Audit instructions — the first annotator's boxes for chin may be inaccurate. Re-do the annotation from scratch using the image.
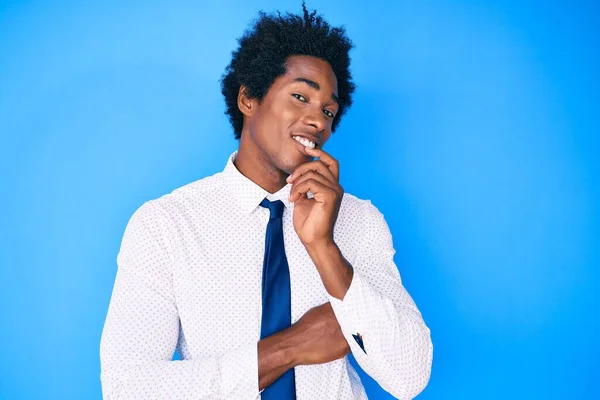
[273,153,302,175]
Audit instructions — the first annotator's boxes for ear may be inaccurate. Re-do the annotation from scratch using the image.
[237,85,256,117]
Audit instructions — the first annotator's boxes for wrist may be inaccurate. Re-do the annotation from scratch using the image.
[304,238,337,260]
[261,325,302,368]
[257,327,301,390]
[304,240,353,301]
[280,325,303,367]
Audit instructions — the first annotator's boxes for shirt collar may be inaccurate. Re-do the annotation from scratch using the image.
[222,150,293,215]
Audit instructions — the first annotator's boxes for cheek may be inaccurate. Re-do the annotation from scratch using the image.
[266,102,298,134]
[250,106,274,135]
[283,105,300,119]
[272,98,297,119]
[250,98,300,144]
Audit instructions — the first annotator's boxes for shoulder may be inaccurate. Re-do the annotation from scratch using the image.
[146,170,226,214]
[339,191,385,222]
[336,191,390,239]
[333,191,395,261]
[126,169,226,229]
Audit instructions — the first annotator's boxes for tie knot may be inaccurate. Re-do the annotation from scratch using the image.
[260,198,285,219]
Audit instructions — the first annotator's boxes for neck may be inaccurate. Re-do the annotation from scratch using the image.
[234,133,288,194]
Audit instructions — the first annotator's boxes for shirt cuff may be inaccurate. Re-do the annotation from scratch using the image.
[327,270,370,355]
[219,341,261,398]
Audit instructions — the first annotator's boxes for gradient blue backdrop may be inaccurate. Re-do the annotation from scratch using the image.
[1,0,598,399]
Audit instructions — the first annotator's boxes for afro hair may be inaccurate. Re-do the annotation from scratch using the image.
[220,2,355,140]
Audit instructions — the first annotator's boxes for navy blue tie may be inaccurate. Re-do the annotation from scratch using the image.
[259,198,296,399]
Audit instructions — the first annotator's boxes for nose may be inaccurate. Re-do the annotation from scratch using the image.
[303,106,328,133]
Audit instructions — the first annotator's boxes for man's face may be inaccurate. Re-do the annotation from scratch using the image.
[242,55,339,175]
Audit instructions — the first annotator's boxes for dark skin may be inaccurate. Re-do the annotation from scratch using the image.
[235,55,356,390]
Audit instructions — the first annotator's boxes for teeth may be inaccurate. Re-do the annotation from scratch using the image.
[293,136,316,149]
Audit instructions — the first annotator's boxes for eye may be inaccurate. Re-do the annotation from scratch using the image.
[292,93,307,102]
[323,109,335,118]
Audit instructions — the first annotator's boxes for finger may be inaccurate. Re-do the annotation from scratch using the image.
[288,160,336,184]
[290,170,339,197]
[305,147,340,181]
[289,160,336,183]
[290,178,339,204]
[289,171,338,202]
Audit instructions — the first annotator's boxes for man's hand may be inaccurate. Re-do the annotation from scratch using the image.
[257,302,350,390]
[289,302,350,366]
[287,147,343,247]
[287,148,353,300]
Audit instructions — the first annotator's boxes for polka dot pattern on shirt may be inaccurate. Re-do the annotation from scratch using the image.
[100,150,432,399]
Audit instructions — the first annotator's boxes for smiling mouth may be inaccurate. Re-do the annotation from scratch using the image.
[292,137,315,157]
[292,135,317,149]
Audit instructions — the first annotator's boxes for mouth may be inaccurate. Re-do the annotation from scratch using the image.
[292,137,313,157]
[292,135,318,150]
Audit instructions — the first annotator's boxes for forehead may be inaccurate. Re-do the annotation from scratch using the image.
[279,55,338,94]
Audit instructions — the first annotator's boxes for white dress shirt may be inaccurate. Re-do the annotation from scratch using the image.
[100,150,433,400]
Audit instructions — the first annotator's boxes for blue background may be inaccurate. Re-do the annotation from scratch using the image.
[1,0,598,398]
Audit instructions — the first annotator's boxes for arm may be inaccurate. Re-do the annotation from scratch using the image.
[259,301,351,391]
[257,326,300,391]
[285,148,432,398]
[307,201,433,400]
[100,201,292,399]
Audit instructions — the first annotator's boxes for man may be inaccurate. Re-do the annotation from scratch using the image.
[100,4,432,399]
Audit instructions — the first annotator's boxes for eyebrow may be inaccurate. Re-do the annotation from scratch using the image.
[293,77,339,105]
